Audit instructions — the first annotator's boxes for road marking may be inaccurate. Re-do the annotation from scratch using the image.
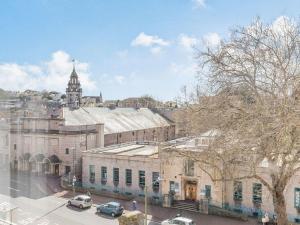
[8,187,20,192]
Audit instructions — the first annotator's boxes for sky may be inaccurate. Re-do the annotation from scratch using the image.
[0,0,300,101]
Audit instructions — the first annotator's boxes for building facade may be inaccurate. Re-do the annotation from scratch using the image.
[81,131,300,223]
[82,143,162,201]
[9,117,104,177]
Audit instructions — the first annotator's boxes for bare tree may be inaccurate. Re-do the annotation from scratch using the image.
[179,17,300,225]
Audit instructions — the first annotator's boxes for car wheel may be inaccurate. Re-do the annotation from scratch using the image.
[67,201,71,206]
[111,212,115,217]
[79,204,83,209]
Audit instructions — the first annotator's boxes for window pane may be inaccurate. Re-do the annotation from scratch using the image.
[205,185,211,198]
[113,168,119,186]
[89,165,95,183]
[252,183,262,203]
[152,172,159,192]
[185,159,194,176]
[139,170,145,188]
[126,169,132,185]
[233,181,243,201]
[295,188,300,208]
[101,166,107,184]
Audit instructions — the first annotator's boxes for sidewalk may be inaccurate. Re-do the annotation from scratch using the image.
[58,190,257,225]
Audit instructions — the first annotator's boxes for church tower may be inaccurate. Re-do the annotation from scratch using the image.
[66,63,82,109]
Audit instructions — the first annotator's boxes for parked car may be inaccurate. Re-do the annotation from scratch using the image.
[67,195,93,209]
[161,216,196,225]
[96,201,124,217]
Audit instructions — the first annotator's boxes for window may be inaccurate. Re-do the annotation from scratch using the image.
[205,185,211,199]
[101,166,107,184]
[65,148,69,154]
[65,166,71,174]
[170,181,175,192]
[14,144,17,150]
[184,159,194,176]
[126,169,132,186]
[295,188,300,208]
[233,181,243,201]
[253,183,262,203]
[132,132,135,136]
[152,172,159,192]
[113,168,119,186]
[139,170,145,188]
[89,165,95,183]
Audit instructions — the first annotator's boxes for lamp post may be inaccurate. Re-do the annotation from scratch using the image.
[72,175,76,196]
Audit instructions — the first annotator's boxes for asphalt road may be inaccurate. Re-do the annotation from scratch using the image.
[0,169,61,199]
[0,193,120,225]
[0,170,119,225]
[0,170,257,225]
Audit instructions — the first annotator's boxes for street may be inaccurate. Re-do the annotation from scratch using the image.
[0,170,257,225]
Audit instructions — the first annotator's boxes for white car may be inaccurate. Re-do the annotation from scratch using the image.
[67,195,93,209]
[161,216,196,225]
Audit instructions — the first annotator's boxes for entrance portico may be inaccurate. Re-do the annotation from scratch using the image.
[184,179,197,201]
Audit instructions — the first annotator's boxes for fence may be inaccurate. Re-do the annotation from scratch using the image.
[208,200,300,224]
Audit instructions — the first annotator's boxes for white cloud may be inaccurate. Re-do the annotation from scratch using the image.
[178,34,199,50]
[193,0,206,8]
[0,50,96,94]
[131,32,170,47]
[203,32,221,47]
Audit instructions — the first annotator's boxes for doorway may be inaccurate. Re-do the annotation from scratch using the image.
[54,164,59,176]
[185,181,197,201]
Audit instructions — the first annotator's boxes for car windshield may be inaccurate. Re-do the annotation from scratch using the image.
[85,198,91,202]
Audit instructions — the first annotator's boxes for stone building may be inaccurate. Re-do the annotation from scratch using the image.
[163,131,300,223]
[62,107,175,146]
[9,117,104,177]
[0,119,9,170]
[82,143,161,201]
[81,130,300,223]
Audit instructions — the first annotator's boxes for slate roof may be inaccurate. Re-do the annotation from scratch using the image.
[62,107,171,134]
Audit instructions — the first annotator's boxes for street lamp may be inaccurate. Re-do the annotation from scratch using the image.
[144,177,164,225]
[72,175,76,196]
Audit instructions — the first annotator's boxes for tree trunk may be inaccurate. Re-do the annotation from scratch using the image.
[272,190,289,225]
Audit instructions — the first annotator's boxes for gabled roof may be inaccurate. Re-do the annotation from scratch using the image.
[62,107,171,134]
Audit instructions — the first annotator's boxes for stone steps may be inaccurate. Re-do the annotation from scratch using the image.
[171,201,199,213]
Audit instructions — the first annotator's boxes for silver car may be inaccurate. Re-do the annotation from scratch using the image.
[161,216,196,225]
[67,195,93,209]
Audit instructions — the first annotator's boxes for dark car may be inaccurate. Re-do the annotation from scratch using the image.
[96,202,124,217]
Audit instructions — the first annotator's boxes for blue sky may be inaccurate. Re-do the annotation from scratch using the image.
[0,0,300,101]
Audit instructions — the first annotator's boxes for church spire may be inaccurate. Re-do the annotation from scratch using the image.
[66,60,82,109]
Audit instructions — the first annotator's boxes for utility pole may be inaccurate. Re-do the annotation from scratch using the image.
[144,185,148,225]
[72,147,76,176]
